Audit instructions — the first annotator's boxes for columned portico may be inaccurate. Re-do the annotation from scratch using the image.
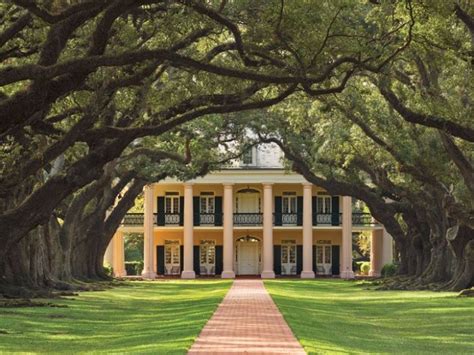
[181,183,196,279]
[142,184,156,279]
[340,196,355,279]
[113,231,126,277]
[301,182,315,278]
[261,183,275,278]
[222,183,235,278]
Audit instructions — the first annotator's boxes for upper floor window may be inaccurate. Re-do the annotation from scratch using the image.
[241,147,256,166]
[282,192,297,213]
[165,191,180,214]
[317,195,332,214]
[200,192,215,214]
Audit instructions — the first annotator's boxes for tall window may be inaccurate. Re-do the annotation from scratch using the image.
[165,191,179,214]
[281,240,297,275]
[241,148,255,165]
[282,192,297,213]
[200,192,215,213]
[164,240,180,275]
[200,240,216,275]
[317,195,332,214]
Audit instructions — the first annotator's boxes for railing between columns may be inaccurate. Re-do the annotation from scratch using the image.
[233,213,263,225]
[121,212,378,226]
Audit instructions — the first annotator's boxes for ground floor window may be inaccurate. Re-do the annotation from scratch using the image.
[200,240,216,275]
[165,240,180,275]
[281,240,297,275]
[316,244,332,275]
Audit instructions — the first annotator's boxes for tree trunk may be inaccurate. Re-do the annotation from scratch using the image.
[444,225,474,291]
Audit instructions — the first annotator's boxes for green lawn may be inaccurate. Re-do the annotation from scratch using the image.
[0,280,231,354]
[265,279,474,354]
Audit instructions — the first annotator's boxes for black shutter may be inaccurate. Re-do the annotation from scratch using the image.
[331,196,340,226]
[312,196,317,226]
[297,196,303,226]
[214,196,223,226]
[273,245,281,275]
[296,245,303,275]
[179,245,184,273]
[193,196,200,226]
[312,245,317,273]
[157,246,165,275]
[179,196,184,226]
[274,196,282,226]
[215,246,223,275]
[157,197,165,226]
[193,246,200,275]
[332,245,340,275]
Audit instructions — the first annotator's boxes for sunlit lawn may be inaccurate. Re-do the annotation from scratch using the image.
[265,279,474,354]
[0,280,231,354]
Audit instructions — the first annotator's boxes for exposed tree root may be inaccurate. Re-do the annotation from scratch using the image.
[458,288,474,297]
[0,299,68,308]
[0,278,122,300]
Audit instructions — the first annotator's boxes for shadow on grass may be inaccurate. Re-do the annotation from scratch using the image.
[0,280,232,354]
[265,279,474,354]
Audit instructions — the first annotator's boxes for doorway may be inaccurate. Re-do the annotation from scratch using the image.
[281,240,297,275]
[200,240,216,275]
[164,240,180,275]
[316,244,332,275]
[236,236,261,275]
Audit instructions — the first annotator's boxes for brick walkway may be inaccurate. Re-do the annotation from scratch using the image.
[188,280,306,354]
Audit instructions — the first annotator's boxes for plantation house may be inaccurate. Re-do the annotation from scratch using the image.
[106,144,393,278]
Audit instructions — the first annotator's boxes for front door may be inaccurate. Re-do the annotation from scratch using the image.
[238,242,258,275]
[238,193,259,213]
[316,245,332,275]
[200,240,216,275]
[165,240,180,275]
[281,240,297,275]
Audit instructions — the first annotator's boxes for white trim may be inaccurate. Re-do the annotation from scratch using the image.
[161,170,310,184]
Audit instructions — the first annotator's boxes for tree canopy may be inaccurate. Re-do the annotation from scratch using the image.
[0,0,472,294]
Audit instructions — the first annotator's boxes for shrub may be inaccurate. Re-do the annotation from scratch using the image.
[103,263,113,277]
[381,263,398,277]
[125,261,144,276]
[360,262,370,275]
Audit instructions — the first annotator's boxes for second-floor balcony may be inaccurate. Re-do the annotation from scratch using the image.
[122,212,378,227]
[233,213,263,225]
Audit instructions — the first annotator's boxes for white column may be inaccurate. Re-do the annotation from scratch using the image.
[113,231,126,277]
[142,184,156,279]
[261,183,275,278]
[381,227,394,265]
[104,240,114,268]
[181,183,196,279]
[369,229,383,277]
[222,183,235,278]
[340,196,355,279]
[103,209,114,268]
[301,182,315,278]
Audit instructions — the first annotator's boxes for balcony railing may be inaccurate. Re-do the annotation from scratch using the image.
[282,213,298,225]
[199,213,215,225]
[233,213,263,226]
[352,212,376,226]
[274,213,299,225]
[122,212,378,227]
[164,213,180,225]
[314,213,333,225]
[122,213,145,225]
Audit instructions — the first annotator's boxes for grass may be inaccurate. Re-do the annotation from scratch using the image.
[0,280,231,354]
[265,279,474,354]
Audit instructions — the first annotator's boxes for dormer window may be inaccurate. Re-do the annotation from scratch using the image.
[241,147,256,166]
